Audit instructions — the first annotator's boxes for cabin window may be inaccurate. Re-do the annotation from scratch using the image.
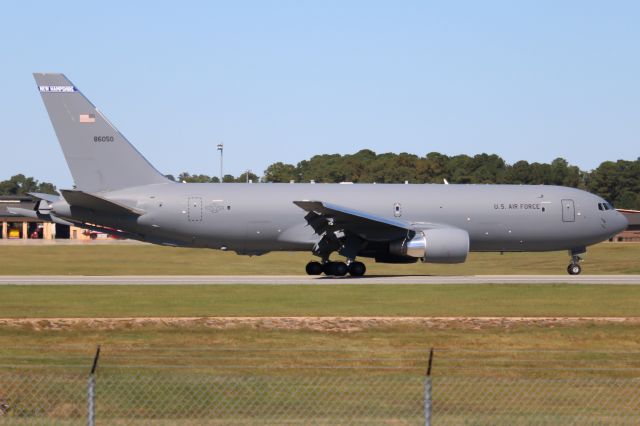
[393,202,402,217]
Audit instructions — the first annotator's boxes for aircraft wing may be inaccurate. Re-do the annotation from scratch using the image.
[60,190,144,216]
[293,200,411,241]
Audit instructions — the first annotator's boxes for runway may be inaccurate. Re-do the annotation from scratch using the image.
[1,275,640,285]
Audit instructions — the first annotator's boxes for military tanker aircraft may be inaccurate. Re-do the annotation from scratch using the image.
[18,73,628,276]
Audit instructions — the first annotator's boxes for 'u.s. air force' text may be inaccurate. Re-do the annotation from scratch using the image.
[493,203,541,210]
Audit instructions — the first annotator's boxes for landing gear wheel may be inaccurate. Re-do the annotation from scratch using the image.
[324,261,347,276]
[305,261,323,275]
[331,262,348,277]
[567,263,581,275]
[348,261,366,277]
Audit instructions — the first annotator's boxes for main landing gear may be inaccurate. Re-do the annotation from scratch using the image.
[305,260,367,277]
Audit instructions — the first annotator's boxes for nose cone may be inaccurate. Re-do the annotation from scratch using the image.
[612,211,629,234]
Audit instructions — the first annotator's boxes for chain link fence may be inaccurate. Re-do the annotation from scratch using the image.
[1,371,427,425]
[433,376,640,425]
[1,349,639,425]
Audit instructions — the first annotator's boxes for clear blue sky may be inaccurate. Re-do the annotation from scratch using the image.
[1,1,638,187]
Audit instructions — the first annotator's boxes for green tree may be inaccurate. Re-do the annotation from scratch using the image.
[236,171,260,183]
[0,174,57,196]
[588,159,640,209]
[343,149,377,182]
[170,152,637,206]
[297,154,348,183]
[470,153,507,183]
[417,152,449,183]
[36,181,57,194]
[504,160,532,184]
[263,162,298,182]
[446,155,474,183]
[177,173,220,183]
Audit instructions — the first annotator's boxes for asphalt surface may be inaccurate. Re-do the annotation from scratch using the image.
[0,275,639,285]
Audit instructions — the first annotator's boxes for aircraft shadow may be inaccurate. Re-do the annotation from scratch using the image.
[315,274,453,279]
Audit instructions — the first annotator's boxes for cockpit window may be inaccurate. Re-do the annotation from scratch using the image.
[599,201,614,211]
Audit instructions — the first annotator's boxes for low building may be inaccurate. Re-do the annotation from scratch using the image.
[616,209,640,242]
[0,195,90,240]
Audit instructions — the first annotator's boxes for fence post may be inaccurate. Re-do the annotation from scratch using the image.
[424,348,433,426]
[87,345,101,426]
[87,374,95,426]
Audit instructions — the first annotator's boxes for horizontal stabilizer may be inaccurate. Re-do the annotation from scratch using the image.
[7,207,38,219]
[28,192,60,203]
[60,190,144,216]
[7,207,73,226]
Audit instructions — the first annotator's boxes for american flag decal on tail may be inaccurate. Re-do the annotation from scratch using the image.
[79,114,95,123]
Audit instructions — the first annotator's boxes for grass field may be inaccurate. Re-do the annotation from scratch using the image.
[1,243,639,380]
[1,244,639,423]
[2,324,640,377]
[4,324,639,423]
[1,284,640,317]
[0,242,638,275]
[1,279,640,378]
[3,325,638,424]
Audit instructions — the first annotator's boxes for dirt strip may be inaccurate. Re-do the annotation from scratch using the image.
[0,317,639,332]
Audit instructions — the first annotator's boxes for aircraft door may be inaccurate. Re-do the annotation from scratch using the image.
[188,197,203,222]
[561,199,575,222]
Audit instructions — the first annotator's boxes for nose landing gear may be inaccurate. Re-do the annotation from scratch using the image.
[567,250,584,275]
[567,261,582,275]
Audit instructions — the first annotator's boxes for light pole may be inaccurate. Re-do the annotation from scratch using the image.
[216,143,223,183]
[246,169,252,183]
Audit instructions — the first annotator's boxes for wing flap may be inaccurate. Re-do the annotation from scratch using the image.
[293,200,410,241]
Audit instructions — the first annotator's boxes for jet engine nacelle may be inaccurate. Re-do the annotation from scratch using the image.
[389,228,469,264]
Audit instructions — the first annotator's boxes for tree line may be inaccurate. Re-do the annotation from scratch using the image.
[2,151,638,209]
[0,174,57,196]
[176,150,639,209]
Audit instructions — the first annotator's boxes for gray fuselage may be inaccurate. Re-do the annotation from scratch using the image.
[53,182,628,257]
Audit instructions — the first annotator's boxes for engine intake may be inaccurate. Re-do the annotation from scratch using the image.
[389,228,469,264]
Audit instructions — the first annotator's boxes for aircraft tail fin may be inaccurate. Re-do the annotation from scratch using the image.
[33,73,170,193]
